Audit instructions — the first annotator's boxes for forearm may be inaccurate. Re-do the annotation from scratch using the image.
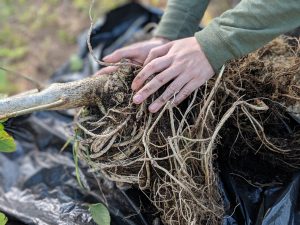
[155,0,209,40]
[195,0,300,72]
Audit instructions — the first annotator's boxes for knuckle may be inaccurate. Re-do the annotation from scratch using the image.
[161,94,171,103]
[146,82,155,90]
[181,89,190,98]
[149,49,156,57]
[136,71,147,81]
[141,86,151,95]
[146,62,157,71]
[152,46,161,54]
[167,85,178,95]
[158,95,168,103]
[155,76,164,84]
[134,74,142,81]
[160,89,173,102]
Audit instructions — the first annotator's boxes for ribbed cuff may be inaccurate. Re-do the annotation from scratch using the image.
[154,3,202,40]
[194,21,236,73]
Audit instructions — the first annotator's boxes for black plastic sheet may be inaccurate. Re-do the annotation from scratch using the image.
[1,3,300,225]
[221,170,300,225]
[1,111,157,225]
[0,3,161,225]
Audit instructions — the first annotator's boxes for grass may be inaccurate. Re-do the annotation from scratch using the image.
[0,70,17,95]
[0,0,233,95]
[0,0,125,94]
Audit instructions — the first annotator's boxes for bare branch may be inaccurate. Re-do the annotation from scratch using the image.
[0,75,108,120]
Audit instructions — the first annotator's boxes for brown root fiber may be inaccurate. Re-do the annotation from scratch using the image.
[219,37,300,172]
[76,36,300,225]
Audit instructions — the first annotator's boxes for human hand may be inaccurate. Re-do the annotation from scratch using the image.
[96,37,170,75]
[131,37,215,113]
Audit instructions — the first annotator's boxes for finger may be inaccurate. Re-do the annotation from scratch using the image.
[132,66,181,104]
[148,75,192,113]
[132,56,172,91]
[94,66,118,76]
[172,80,200,106]
[144,43,172,65]
[103,46,139,62]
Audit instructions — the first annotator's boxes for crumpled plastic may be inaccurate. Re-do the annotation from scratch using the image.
[221,167,300,225]
[0,3,161,225]
[0,2,300,225]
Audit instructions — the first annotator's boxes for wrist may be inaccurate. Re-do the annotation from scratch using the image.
[194,23,232,73]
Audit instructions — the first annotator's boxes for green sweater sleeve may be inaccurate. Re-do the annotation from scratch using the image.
[195,0,300,72]
[154,0,209,40]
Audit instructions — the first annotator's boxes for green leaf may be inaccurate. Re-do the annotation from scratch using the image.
[0,123,16,153]
[73,138,84,189]
[89,203,111,225]
[0,212,8,225]
[0,70,17,94]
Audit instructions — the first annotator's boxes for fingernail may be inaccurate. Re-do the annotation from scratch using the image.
[133,94,143,104]
[149,103,159,113]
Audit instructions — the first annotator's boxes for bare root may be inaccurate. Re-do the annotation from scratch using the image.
[0,36,299,225]
[76,36,300,225]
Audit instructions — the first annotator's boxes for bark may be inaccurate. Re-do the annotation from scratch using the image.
[0,75,108,120]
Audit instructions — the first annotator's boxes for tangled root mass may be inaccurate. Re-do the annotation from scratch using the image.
[76,36,300,225]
